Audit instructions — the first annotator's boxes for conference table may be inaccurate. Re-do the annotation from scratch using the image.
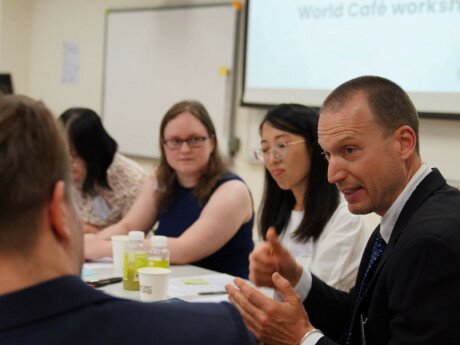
[82,260,237,303]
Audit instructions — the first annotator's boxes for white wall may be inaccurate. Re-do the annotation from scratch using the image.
[0,0,32,91]
[2,0,460,234]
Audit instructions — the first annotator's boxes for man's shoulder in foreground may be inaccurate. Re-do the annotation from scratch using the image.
[0,276,256,345]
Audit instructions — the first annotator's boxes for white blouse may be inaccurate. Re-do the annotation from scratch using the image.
[279,199,370,292]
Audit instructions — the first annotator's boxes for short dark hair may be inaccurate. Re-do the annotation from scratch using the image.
[321,75,420,153]
[156,100,227,209]
[258,104,339,242]
[0,95,71,253]
[59,108,118,195]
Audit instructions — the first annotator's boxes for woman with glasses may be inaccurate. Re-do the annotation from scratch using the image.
[85,100,254,278]
[59,108,146,234]
[255,103,369,291]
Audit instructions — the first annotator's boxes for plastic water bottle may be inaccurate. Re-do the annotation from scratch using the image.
[123,231,147,291]
[147,235,170,268]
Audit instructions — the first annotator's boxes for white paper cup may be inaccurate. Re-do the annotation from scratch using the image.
[111,235,129,273]
[138,267,171,302]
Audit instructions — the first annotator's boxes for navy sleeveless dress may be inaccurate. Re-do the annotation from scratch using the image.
[156,172,254,278]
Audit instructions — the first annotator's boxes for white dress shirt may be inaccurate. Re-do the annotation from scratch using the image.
[280,199,369,292]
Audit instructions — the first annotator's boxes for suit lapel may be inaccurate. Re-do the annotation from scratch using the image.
[358,169,446,307]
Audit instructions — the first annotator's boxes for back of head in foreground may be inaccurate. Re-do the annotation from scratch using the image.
[0,95,256,345]
[0,94,83,295]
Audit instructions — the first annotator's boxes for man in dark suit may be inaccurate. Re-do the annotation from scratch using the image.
[0,95,257,345]
[226,76,460,345]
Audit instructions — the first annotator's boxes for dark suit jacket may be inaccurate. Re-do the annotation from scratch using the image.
[305,169,460,345]
[0,276,257,345]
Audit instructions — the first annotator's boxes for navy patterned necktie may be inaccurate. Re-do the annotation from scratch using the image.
[346,232,387,345]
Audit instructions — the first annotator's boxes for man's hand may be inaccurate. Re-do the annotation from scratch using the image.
[250,227,303,287]
[226,272,314,345]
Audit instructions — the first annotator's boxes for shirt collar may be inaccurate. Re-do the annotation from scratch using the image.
[380,163,431,243]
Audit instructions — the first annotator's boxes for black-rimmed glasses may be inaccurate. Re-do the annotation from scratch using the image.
[163,136,209,150]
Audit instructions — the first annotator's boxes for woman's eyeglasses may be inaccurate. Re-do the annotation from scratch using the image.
[163,136,209,150]
[254,140,306,163]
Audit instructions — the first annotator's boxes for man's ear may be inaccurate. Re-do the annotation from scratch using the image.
[395,125,417,160]
[48,181,70,242]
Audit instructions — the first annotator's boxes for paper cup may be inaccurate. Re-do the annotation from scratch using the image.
[138,267,171,302]
[111,235,129,273]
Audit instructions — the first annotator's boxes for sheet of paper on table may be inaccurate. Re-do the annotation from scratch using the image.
[82,259,116,278]
[168,273,235,302]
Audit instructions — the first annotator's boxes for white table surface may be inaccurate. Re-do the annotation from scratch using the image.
[82,260,233,302]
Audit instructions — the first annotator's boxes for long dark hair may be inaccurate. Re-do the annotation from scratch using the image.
[156,100,227,210]
[258,104,339,242]
[59,107,117,196]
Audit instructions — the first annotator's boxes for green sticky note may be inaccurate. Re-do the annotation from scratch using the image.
[181,277,209,285]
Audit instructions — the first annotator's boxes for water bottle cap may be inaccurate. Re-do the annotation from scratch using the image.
[128,230,145,241]
[151,235,167,247]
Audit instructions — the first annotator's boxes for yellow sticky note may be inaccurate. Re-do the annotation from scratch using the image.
[219,66,230,77]
[181,277,209,285]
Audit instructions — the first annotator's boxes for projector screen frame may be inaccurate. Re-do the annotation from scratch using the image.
[240,0,460,120]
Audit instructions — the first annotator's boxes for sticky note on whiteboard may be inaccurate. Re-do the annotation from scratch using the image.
[219,66,230,77]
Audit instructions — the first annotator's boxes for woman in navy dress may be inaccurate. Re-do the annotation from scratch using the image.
[85,100,254,278]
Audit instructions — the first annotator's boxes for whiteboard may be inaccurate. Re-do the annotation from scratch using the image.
[102,4,238,158]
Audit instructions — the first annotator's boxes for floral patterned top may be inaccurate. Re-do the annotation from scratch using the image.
[72,153,146,227]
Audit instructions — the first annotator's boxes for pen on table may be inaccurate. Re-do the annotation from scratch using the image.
[198,291,228,296]
[86,277,122,288]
